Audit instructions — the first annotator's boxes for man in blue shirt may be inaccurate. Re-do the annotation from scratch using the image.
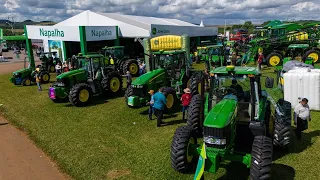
[153,88,167,127]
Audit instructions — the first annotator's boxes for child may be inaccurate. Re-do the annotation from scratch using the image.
[181,88,192,121]
[257,52,264,70]
[56,62,62,75]
[34,68,42,91]
[146,90,155,120]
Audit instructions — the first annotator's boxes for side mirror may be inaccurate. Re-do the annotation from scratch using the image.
[265,77,274,88]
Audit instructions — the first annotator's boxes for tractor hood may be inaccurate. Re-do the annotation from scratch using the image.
[13,68,32,75]
[204,96,238,128]
[132,68,165,85]
[56,69,85,79]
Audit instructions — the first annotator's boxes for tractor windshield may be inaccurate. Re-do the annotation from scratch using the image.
[104,48,124,59]
[153,53,184,69]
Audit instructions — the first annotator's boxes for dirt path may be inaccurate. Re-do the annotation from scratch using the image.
[0,57,68,180]
[0,116,67,180]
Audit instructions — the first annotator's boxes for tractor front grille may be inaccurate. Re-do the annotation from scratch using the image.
[204,123,232,149]
[132,86,147,97]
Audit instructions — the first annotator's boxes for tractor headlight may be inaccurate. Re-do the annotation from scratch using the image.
[132,84,143,88]
[13,72,21,77]
[204,136,226,145]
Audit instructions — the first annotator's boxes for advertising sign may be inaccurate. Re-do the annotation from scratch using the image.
[26,25,80,41]
[150,24,218,38]
[150,35,182,51]
[85,26,117,41]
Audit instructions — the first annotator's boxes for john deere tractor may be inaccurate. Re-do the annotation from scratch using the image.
[125,35,202,111]
[101,46,140,76]
[171,66,292,179]
[48,54,123,107]
[40,52,60,73]
[10,55,50,86]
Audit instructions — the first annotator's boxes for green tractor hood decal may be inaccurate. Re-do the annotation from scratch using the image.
[132,68,165,85]
[56,69,85,79]
[204,98,238,128]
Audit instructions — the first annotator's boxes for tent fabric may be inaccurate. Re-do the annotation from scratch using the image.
[54,10,203,38]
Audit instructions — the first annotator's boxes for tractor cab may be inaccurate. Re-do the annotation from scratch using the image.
[283,44,316,65]
[206,45,226,68]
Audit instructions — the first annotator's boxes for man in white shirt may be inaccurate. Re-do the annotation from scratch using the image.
[294,98,311,141]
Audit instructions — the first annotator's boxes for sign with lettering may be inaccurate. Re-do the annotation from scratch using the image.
[150,35,182,51]
[26,25,80,41]
[85,26,117,41]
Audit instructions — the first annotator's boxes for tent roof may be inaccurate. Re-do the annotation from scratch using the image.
[54,10,198,38]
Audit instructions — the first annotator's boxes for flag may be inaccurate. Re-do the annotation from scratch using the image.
[194,143,206,180]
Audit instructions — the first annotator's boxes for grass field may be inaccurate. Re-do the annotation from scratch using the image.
[0,64,319,180]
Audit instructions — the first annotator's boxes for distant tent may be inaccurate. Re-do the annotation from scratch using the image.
[263,20,283,29]
[200,20,204,27]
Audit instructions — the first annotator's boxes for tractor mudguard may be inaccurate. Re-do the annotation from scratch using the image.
[249,121,266,136]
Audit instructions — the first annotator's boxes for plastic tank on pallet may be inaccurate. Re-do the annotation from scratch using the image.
[284,67,320,110]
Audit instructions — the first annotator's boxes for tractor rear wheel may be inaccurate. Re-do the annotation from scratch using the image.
[123,59,139,76]
[171,125,198,173]
[40,72,50,84]
[273,99,292,147]
[190,72,203,95]
[266,52,282,67]
[48,65,55,73]
[303,49,320,63]
[187,94,203,136]
[250,136,273,180]
[69,83,92,107]
[101,71,123,95]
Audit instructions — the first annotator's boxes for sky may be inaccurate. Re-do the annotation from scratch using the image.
[1,0,320,25]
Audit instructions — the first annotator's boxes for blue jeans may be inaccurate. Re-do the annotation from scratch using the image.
[36,82,42,91]
[182,106,189,121]
[148,106,154,120]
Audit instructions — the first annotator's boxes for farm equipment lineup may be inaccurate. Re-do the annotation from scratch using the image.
[125,35,202,110]
[171,66,292,179]
[49,54,122,107]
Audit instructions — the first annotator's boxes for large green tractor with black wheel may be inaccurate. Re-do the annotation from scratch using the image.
[101,46,140,76]
[125,35,203,111]
[39,52,61,73]
[10,56,50,86]
[171,65,292,179]
[48,54,123,107]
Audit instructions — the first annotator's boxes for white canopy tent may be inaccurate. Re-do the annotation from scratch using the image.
[54,10,217,38]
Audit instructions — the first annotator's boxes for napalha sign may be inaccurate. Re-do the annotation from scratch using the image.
[40,28,64,38]
[91,29,112,37]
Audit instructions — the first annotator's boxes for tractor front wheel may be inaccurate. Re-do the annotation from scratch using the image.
[101,71,123,95]
[124,86,133,107]
[187,94,203,136]
[250,136,273,180]
[171,125,198,173]
[69,83,92,107]
[22,77,32,86]
[266,52,282,67]
[40,72,50,84]
[123,59,139,76]
[273,99,292,147]
[163,87,178,113]
[303,49,320,63]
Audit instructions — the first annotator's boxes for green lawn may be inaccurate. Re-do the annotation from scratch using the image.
[0,65,319,180]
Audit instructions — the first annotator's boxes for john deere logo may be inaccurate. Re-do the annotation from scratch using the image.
[154,40,159,45]
[152,28,157,35]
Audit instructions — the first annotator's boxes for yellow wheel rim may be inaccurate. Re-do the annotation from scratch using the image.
[43,74,49,82]
[50,66,55,72]
[110,77,120,93]
[269,55,281,66]
[129,63,138,75]
[187,138,195,163]
[308,52,319,63]
[25,79,31,86]
[79,89,89,103]
[198,83,202,94]
[280,77,284,85]
[166,94,174,109]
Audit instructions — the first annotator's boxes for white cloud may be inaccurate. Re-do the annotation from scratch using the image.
[0,0,320,24]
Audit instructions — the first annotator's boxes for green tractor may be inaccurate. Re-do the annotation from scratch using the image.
[40,52,61,73]
[125,35,202,110]
[10,56,51,86]
[101,46,140,76]
[48,54,123,107]
[171,66,292,179]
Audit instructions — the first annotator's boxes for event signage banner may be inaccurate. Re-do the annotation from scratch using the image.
[26,25,80,41]
[150,24,218,37]
[85,26,117,41]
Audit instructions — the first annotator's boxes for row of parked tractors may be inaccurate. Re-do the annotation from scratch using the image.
[10,34,301,179]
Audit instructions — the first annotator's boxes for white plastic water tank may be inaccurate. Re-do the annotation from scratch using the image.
[283,67,320,110]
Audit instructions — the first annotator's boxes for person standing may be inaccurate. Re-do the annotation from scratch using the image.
[153,88,167,127]
[146,90,155,120]
[294,98,311,142]
[55,62,62,76]
[181,88,192,121]
[123,71,132,88]
[139,61,146,75]
[34,69,42,91]
[257,52,264,70]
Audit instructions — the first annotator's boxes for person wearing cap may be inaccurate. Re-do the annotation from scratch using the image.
[294,98,311,141]
[153,88,167,127]
[181,88,192,121]
[34,68,42,91]
[122,71,132,88]
[146,90,155,120]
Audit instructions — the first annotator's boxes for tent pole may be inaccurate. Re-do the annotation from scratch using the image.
[114,26,120,46]
[24,25,35,69]
[62,41,67,62]
[79,26,87,55]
